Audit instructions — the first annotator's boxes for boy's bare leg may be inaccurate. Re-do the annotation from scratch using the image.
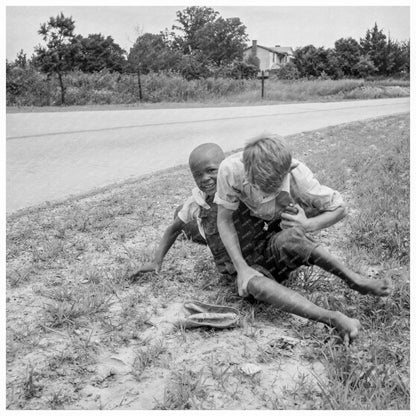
[309,246,392,296]
[247,275,361,343]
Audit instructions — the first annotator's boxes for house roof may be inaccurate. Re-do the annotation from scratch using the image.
[271,46,293,54]
[244,44,293,55]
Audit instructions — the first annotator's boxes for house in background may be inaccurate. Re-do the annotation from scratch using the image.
[243,40,294,74]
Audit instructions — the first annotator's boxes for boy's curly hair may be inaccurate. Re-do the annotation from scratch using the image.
[243,133,292,194]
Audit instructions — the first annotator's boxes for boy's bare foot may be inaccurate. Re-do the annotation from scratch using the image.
[332,311,361,344]
[348,273,392,297]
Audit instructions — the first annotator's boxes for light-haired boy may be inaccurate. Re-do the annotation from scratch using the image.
[215,134,392,343]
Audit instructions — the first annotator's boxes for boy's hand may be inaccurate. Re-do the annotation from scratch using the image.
[280,204,308,231]
[129,261,161,280]
[283,203,298,215]
[237,266,264,297]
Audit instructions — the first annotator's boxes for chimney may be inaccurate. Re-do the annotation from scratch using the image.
[252,40,257,56]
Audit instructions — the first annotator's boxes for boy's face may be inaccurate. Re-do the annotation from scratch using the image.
[190,155,221,196]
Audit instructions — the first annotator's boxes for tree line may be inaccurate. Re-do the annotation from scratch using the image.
[7,6,410,105]
[285,25,410,80]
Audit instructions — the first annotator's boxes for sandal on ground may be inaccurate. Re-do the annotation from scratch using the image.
[177,300,240,329]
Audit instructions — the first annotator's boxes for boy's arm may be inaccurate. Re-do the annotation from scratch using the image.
[217,205,263,297]
[283,161,348,232]
[130,216,185,279]
[305,204,347,231]
[281,203,347,232]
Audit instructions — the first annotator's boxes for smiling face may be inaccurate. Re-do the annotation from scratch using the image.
[189,144,224,196]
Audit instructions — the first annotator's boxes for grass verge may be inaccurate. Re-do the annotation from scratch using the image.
[6,114,409,410]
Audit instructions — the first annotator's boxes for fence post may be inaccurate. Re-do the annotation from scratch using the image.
[46,74,51,106]
[261,70,265,99]
[137,67,143,101]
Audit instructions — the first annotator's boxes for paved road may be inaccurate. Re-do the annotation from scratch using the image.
[6,97,409,213]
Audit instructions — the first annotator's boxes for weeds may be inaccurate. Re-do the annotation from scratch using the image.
[315,342,409,409]
[47,388,67,409]
[131,341,167,381]
[22,365,43,400]
[7,266,35,287]
[206,354,232,388]
[31,238,66,263]
[288,266,326,292]
[42,284,114,328]
[280,372,323,409]
[7,68,409,107]
[155,369,208,410]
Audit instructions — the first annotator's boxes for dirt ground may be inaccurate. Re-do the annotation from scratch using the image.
[6,115,410,410]
[6,186,335,410]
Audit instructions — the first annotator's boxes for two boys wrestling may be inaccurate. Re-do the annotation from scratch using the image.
[131,135,391,343]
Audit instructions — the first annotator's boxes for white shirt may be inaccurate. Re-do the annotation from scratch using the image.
[177,187,209,239]
[214,151,344,221]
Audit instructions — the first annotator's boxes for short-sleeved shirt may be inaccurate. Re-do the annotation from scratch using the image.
[214,151,344,221]
[177,187,209,239]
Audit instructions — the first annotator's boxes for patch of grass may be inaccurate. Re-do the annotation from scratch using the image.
[155,369,208,410]
[47,388,72,410]
[290,114,410,410]
[42,284,114,328]
[293,115,409,265]
[278,372,323,410]
[206,354,233,388]
[22,365,43,401]
[131,341,167,381]
[7,266,36,287]
[346,137,409,263]
[287,266,327,292]
[314,340,409,410]
[30,238,67,263]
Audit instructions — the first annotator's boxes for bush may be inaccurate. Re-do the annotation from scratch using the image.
[352,56,377,78]
[272,62,300,80]
[6,66,52,106]
[6,67,410,107]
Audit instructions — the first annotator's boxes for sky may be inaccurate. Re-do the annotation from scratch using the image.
[5,2,411,61]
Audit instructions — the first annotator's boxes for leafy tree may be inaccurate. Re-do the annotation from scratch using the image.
[171,6,249,77]
[293,45,324,78]
[352,55,377,78]
[14,49,28,69]
[194,17,248,66]
[293,45,345,79]
[245,53,260,70]
[334,37,361,77]
[217,59,259,80]
[323,49,344,79]
[33,13,81,104]
[127,32,180,74]
[385,38,410,76]
[313,47,332,77]
[77,34,126,73]
[360,22,387,75]
[395,40,410,74]
[272,61,300,80]
[172,6,218,53]
[293,45,315,77]
[176,51,213,80]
